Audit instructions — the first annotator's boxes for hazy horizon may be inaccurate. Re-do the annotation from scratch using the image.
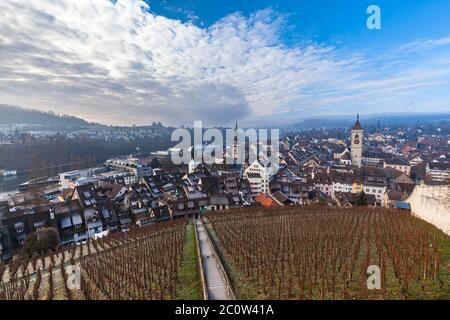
[2,104,450,128]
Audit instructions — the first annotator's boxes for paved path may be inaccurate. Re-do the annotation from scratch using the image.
[195,219,231,300]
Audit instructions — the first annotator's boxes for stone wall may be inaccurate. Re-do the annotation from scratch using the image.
[407,183,450,235]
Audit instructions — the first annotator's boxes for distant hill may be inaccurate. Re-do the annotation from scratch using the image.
[285,113,450,131]
[0,104,92,127]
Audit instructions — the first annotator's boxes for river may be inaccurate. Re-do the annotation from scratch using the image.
[0,163,82,193]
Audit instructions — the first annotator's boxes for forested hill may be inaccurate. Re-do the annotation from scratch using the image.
[0,104,91,127]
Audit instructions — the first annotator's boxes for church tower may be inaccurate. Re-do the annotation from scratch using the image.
[232,120,239,162]
[351,114,363,167]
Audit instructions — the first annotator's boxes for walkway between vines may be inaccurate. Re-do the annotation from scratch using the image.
[195,218,232,300]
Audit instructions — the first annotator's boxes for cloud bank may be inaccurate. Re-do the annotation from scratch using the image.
[0,0,449,125]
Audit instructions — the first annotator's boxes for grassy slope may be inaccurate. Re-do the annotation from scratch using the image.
[175,222,203,300]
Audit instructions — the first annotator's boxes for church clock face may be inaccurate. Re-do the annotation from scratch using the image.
[353,139,360,145]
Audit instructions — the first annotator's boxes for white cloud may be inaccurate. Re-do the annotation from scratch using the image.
[0,0,449,126]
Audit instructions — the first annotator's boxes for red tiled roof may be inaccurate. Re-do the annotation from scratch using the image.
[255,193,281,208]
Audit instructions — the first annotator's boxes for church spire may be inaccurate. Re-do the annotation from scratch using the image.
[352,114,363,130]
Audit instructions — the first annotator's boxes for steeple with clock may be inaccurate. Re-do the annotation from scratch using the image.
[351,114,363,167]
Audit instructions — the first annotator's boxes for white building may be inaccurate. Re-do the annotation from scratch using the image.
[59,168,103,190]
[244,160,271,195]
[363,183,386,206]
[332,181,353,194]
[426,162,450,183]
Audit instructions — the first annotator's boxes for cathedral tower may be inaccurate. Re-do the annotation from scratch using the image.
[351,114,363,167]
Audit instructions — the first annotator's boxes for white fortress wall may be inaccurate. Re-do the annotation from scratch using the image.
[407,183,450,235]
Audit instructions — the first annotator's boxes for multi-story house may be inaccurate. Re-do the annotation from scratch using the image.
[244,160,271,195]
[362,180,386,206]
[135,205,171,227]
[54,200,87,245]
[426,161,450,183]
[312,173,333,197]
[383,158,411,176]
[331,173,355,194]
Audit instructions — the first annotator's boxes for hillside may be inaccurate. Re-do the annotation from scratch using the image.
[0,105,91,127]
[205,206,450,299]
[286,113,450,131]
[0,219,203,300]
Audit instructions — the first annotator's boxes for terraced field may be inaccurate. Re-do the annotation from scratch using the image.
[0,219,202,300]
[205,206,450,300]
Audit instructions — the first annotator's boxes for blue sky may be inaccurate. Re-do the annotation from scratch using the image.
[0,0,449,126]
[148,0,450,50]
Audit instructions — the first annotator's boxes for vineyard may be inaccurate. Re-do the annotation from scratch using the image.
[205,206,450,300]
[0,219,199,300]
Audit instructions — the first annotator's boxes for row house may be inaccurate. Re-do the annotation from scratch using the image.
[220,174,240,194]
[135,205,171,227]
[333,191,377,207]
[71,184,120,239]
[383,158,412,176]
[362,180,386,206]
[0,204,57,257]
[426,161,450,183]
[169,198,209,218]
[311,174,333,197]
[54,200,87,245]
[331,173,355,194]
[271,181,309,204]
[384,167,415,194]
[205,194,243,211]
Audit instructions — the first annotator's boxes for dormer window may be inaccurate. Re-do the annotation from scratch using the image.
[33,221,46,231]
[14,222,25,233]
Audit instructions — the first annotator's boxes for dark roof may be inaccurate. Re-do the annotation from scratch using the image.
[200,176,221,195]
[428,161,450,171]
[352,115,363,130]
[384,158,410,166]
[271,191,291,205]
